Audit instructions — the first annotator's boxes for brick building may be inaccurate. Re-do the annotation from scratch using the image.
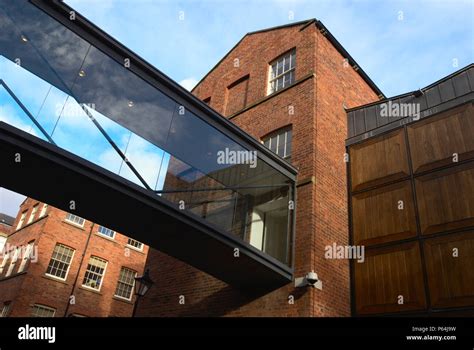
[137,19,383,317]
[0,197,148,317]
[0,213,14,253]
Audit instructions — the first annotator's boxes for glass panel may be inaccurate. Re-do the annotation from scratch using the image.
[283,55,290,72]
[277,133,285,156]
[0,0,295,266]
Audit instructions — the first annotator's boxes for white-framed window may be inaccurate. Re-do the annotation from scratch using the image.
[39,204,48,218]
[268,49,296,94]
[262,127,292,161]
[0,301,11,317]
[45,244,75,280]
[31,304,55,317]
[27,204,38,225]
[5,248,20,277]
[97,226,115,239]
[0,236,6,253]
[0,252,10,275]
[82,256,107,291]
[65,213,85,227]
[127,238,143,251]
[114,267,136,300]
[18,241,35,273]
[16,211,27,230]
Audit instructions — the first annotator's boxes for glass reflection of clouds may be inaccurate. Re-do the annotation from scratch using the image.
[0,0,295,266]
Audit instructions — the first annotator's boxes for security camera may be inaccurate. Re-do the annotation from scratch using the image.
[306,271,318,286]
[295,270,322,289]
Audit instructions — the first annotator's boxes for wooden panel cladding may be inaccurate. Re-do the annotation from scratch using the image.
[349,129,410,192]
[424,231,474,309]
[354,242,426,315]
[416,161,474,235]
[408,103,474,174]
[352,180,417,246]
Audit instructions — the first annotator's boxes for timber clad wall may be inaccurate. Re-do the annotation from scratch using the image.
[349,101,474,316]
[138,20,380,317]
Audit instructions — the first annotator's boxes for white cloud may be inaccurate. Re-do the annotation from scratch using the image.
[179,77,198,91]
[0,103,38,137]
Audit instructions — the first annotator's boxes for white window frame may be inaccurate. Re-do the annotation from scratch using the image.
[0,301,11,317]
[114,267,137,301]
[262,127,292,160]
[16,211,27,230]
[267,49,296,95]
[31,304,56,317]
[82,256,108,292]
[97,226,115,240]
[18,242,34,273]
[5,248,20,277]
[27,204,38,225]
[126,238,143,251]
[39,204,48,218]
[45,244,75,281]
[0,252,10,275]
[65,213,85,227]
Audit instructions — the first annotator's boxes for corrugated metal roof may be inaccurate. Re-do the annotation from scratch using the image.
[346,64,474,145]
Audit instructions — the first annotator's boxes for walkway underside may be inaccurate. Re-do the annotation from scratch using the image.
[0,122,292,290]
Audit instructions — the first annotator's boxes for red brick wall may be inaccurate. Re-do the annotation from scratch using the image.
[138,21,379,317]
[0,198,148,317]
[310,29,380,316]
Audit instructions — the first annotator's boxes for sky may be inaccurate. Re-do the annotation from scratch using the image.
[1,0,473,217]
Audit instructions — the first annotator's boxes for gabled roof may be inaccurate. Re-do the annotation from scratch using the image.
[0,213,15,226]
[192,19,385,98]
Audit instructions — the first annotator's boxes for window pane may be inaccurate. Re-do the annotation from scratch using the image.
[114,267,136,299]
[31,304,55,317]
[98,226,115,238]
[82,256,107,290]
[277,134,285,156]
[46,244,74,279]
[127,238,143,250]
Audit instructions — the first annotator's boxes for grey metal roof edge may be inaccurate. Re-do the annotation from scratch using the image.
[314,20,385,98]
[346,63,474,113]
[192,18,385,99]
[345,94,474,147]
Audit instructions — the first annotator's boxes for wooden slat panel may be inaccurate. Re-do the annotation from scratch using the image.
[352,180,417,246]
[424,231,474,309]
[355,242,426,315]
[416,162,474,235]
[408,103,474,173]
[350,129,409,192]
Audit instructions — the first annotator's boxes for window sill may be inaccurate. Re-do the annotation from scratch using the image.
[94,233,118,243]
[62,220,86,230]
[42,274,69,285]
[79,285,103,295]
[125,245,144,254]
[112,296,134,305]
[228,72,315,120]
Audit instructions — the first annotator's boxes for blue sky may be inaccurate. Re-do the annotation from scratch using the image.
[1,0,473,217]
[65,0,473,96]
